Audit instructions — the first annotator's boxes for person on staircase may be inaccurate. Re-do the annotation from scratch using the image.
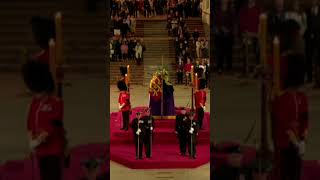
[175,108,188,156]
[118,80,131,131]
[135,41,143,65]
[177,58,185,84]
[305,0,320,87]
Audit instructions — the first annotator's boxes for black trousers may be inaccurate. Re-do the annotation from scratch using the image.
[134,135,143,159]
[178,132,187,154]
[122,111,130,130]
[38,156,62,180]
[280,144,302,180]
[187,134,197,157]
[177,71,183,84]
[143,132,152,157]
[215,35,233,72]
[197,107,204,129]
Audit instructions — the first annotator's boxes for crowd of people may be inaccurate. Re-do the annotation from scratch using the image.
[167,8,210,86]
[111,0,167,18]
[110,0,147,64]
[213,0,320,88]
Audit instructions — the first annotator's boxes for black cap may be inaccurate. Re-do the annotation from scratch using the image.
[30,16,56,49]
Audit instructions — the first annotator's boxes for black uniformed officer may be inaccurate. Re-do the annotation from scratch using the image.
[130,112,144,159]
[186,111,199,159]
[175,108,188,156]
[141,108,155,158]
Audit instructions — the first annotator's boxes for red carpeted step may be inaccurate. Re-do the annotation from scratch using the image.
[0,143,107,180]
[110,144,210,169]
[111,128,210,145]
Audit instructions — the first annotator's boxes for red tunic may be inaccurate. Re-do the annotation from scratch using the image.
[195,90,206,109]
[184,63,192,73]
[33,50,49,64]
[272,91,309,150]
[118,91,131,112]
[27,96,65,157]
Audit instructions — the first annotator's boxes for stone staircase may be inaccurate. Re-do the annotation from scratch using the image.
[109,62,144,85]
[142,20,176,85]
[0,0,106,73]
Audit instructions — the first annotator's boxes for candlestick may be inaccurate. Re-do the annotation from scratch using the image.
[195,73,198,90]
[49,39,57,92]
[125,74,128,85]
[55,12,64,66]
[273,37,281,95]
[191,65,194,84]
[127,65,130,84]
[259,14,267,66]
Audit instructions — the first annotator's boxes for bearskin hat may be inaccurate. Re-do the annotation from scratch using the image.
[117,80,128,91]
[30,16,56,50]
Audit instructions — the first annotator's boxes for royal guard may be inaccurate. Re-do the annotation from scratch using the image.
[141,108,155,158]
[186,111,199,159]
[195,78,207,129]
[271,53,309,180]
[118,80,131,131]
[130,112,145,159]
[30,16,55,64]
[23,60,66,180]
[175,108,188,156]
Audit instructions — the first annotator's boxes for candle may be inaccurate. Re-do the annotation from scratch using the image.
[55,12,64,66]
[127,65,130,84]
[191,65,194,84]
[273,37,281,95]
[195,73,198,90]
[49,39,57,92]
[259,14,267,65]
[125,74,128,87]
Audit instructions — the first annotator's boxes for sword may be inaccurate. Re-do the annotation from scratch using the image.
[137,116,140,160]
[150,110,153,157]
[190,116,193,158]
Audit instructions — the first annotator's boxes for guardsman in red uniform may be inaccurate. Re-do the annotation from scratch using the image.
[195,78,207,129]
[271,53,309,180]
[118,80,131,131]
[23,60,66,180]
[30,16,55,64]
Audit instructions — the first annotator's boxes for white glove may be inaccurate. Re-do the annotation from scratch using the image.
[150,127,153,131]
[189,128,194,134]
[29,139,41,150]
[136,129,141,135]
[202,106,206,111]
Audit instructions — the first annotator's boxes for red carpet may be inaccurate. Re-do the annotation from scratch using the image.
[110,107,210,169]
[212,142,320,180]
[0,144,108,180]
